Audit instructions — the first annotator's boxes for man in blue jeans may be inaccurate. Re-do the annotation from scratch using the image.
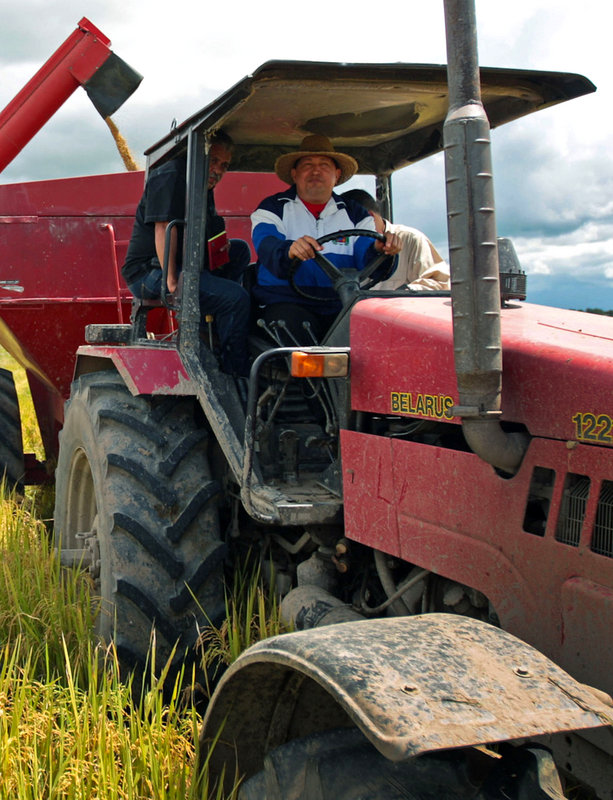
[122,130,251,377]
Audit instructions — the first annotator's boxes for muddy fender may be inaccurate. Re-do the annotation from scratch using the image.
[200,614,612,787]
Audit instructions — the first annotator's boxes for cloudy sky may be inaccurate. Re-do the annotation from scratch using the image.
[2,0,612,310]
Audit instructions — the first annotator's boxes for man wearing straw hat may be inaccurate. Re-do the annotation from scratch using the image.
[250,134,401,343]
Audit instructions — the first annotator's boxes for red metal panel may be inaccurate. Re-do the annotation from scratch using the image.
[215,172,284,217]
[0,172,142,391]
[341,428,613,696]
[349,296,458,419]
[0,170,144,216]
[1,301,131,391]
[343,433,400,554]
[560,578,613,699]
[349,297,613,446]
[0,216,135,298]
[0,170,142,466]
[0,169,275,397]
[216,172,284,260]
[76,345,193,396]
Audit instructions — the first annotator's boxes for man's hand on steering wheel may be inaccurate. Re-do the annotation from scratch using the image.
[373,230,402,257]
[288,235,323,262]
[289,230,400,263]
[287,228,401,302]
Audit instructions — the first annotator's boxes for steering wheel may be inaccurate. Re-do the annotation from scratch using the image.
[288,229,394,302]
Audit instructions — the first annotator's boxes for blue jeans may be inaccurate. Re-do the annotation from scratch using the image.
[129,240,251,377]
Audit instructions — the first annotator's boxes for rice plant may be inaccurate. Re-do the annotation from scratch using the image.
[0,489,241,798]
[0,349,284,796]
[197,555,290,677]
[0,487,96,684]
[0,637,239,799]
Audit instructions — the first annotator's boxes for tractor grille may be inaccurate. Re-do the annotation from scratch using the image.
[555,474,590,547]
[591,480,613,558]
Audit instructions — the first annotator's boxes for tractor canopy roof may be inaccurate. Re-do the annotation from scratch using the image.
[144,60,595,176]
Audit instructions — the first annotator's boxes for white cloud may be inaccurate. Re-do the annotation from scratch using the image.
[1,0,613,308]
[514,225,613,291]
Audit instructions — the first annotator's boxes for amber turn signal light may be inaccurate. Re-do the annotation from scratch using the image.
[290,351,349,378]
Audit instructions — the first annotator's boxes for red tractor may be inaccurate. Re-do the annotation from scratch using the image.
[1,3,612,797]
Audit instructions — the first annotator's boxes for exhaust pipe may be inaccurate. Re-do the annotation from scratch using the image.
[443,0,528,473]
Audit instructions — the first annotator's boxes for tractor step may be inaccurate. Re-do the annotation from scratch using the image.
[85,323,132,344]
[246,476,344,525]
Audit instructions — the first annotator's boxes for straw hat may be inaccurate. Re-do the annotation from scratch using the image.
[275,134,358,185]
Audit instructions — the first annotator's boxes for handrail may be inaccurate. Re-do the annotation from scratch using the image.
[99,223,125,321]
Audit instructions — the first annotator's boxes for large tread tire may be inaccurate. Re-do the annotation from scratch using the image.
[0,367,24,493]
[238,728,566,800]
[53,369,225,676]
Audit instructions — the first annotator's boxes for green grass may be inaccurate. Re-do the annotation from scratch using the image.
[0,489,244,799]
[0,349,279,798]
[198,556,290,677]
[0,492,95,683]
[1,638,203,799]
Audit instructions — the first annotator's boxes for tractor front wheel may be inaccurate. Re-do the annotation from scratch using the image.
[238,728,566,800]
[53,370,225,678]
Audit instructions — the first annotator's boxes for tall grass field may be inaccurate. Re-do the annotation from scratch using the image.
[0,349,285,798]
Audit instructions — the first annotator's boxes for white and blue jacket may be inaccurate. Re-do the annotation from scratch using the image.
[251,186,393,311]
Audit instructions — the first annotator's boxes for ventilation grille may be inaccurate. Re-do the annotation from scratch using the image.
[555,474,590,547]
[591,480,613,558]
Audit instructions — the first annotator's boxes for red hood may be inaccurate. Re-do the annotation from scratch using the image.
[349,296,613,447]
